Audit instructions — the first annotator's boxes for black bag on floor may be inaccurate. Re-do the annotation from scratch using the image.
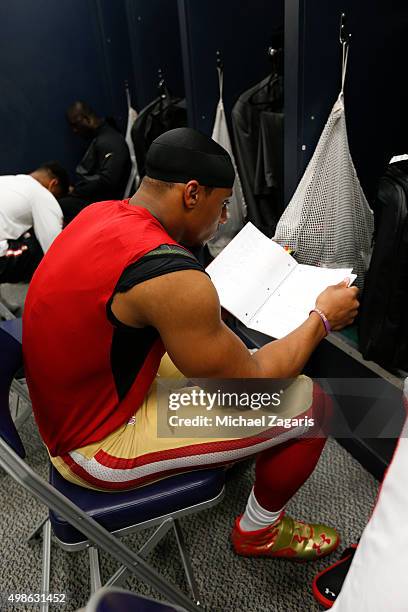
[0,230,43,284]
[358,161,408,370]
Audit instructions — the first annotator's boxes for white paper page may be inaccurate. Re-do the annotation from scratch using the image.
[206,223,297,325]
[250,265,356,339]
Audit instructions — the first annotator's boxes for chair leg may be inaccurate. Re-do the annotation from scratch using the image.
[0,300,16,320]
[89,547,102,593]
[11,378,32,428]
[11,378,32,406]
[13,401,32,428]
[27,516,48,542]
[40,520,51,612]
[173,519,201,605]
[105,519,174,589]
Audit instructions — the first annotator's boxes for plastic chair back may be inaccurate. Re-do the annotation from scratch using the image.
[0,320,25,457]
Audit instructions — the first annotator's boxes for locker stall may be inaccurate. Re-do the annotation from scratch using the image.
[285,0,408,204]
[177,0,284,135]
[282,0,408,476]
[0,0,134,178]
[125,0,185,110]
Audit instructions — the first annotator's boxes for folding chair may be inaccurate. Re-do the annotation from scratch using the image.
[0,316,31,426]
[85,586,186,611]
[0,282,29,320]
[0,319,225,612]
[0,296,15,320]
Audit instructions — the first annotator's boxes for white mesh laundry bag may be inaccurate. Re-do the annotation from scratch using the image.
[274,48,373,289]
[208,67,246,257]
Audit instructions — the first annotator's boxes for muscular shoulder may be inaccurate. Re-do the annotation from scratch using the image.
[111,269,220,330]
[112,266,259,378]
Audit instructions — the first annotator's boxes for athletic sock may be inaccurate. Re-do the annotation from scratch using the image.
[239,487,284,532]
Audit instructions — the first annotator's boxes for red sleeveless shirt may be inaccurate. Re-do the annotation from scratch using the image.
[23,200,180,456]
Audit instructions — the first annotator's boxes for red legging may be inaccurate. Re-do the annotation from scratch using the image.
[254,387,332,511]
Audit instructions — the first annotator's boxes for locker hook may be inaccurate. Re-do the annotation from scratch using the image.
[339,13,351,46]
[216,50,223,71]
[157,68,167,100]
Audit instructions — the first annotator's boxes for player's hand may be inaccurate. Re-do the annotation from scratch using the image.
[315,279,360,331]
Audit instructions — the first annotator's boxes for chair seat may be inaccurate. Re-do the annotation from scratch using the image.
[49,466,225,545]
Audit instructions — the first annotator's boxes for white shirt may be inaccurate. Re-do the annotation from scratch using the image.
[0,174,63,257]
[332,414,408,612]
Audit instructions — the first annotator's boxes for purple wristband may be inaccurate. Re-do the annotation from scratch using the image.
[309,308,331,336]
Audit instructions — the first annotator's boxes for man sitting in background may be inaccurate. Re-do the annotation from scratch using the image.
[0,161,68,284]
[60,101,131,224]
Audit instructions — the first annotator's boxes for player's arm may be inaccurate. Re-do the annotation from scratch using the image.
[110,270,358,378]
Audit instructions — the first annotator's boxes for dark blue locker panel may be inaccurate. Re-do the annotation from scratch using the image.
[95,0,137,131]
[285,0,408,204]
[178,0,284,135]
[0,0,134,177]
[125,0,185,111]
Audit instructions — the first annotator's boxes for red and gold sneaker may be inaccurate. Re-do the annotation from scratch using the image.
[231,513,340,561]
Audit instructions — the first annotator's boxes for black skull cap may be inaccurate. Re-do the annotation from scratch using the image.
[145,127,235,188]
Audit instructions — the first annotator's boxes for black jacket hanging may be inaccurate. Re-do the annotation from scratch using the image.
[254,110,284,228]
[232,75,283,237]
[358,161,408,370]
[131,96,187,179]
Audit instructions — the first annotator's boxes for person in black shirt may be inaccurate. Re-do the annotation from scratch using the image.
[60,101,131,224]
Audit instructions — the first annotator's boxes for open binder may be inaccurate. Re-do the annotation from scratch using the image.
[207,223,356,339]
